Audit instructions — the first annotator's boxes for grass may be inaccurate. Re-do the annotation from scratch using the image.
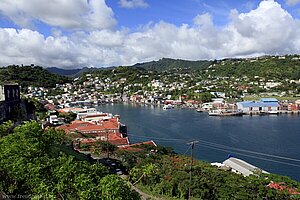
[135,184,179,200]
[135,184,200,200]
[58,144,90,162]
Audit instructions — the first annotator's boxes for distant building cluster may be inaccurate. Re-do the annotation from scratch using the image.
[54,108,156,156]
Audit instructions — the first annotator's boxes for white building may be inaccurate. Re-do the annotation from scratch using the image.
[223,157,269,177]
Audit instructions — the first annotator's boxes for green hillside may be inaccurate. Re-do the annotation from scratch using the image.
[46,67,100,77]
[210,55,300,80]
[132,58,212,72]
[0,65,71,88]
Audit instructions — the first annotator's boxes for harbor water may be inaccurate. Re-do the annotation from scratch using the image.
[97,103,300,181]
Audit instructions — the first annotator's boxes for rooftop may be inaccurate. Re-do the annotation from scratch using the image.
[223,157,268,177]
[260,98,278,102]
[237,101,279,108]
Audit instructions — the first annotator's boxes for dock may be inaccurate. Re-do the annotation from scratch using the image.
[244,110,300,115]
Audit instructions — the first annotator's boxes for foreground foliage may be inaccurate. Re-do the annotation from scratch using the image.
[118,145,300,199]
[0,121,140,199]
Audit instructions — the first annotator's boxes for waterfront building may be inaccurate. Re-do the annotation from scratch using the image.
[58,117,120,137]
[78,133,129,147]
[222,157,269,177]
[237,98,280,113]
[82,113,113,123]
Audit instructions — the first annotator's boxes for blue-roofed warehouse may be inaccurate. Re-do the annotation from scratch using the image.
[237,98,280,113]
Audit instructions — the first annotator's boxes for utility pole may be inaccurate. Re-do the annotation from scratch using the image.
[187,140,199,200]
[106,129,109,159]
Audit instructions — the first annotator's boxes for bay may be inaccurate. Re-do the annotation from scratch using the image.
[97,103,300,181]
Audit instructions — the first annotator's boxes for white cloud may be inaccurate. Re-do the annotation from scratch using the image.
[0,0,116,30]
[1,0,300,69]
[0,28,84,68]
[193,13,213,27]
[228,0,298,56]
[286,0,300,6]
[88,30,125,47]
[118,0,149,9]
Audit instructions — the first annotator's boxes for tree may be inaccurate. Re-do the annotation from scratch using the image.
[58,112,77,123]
[94,141,118,158]
[197,92,213,103]
[0,120,14,137]
[130,163,158,185]
[100,175,140,200]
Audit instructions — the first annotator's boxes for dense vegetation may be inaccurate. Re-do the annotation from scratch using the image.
[116,145,300,199]
[132,58,212,72]
[0,121,140,199]
[46,67,103,77]
[46,67,82,77]
[210,55,300,80]
[3,55,300,90]
[0,65,71,89]
[47,58,212,77]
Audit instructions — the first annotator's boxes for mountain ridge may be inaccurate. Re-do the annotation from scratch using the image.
[46,58,213,77]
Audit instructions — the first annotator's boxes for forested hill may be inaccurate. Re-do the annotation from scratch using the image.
[46,67,102,77]
[46,67,82,77]
[0,65,71,88]
[132,58,212,72]
[47,58,213,77]
[209,55,300,80]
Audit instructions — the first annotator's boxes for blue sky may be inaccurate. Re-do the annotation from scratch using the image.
[3,0,296,34]
[107,0,258,28]
[0,0,300,68]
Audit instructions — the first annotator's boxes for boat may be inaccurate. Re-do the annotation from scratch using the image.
[208,109,243,116]
[268,110,279,115]
[163,104,174,110]
[196,108,203,112]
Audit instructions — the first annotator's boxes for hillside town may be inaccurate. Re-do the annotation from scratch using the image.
[22,56,300,118]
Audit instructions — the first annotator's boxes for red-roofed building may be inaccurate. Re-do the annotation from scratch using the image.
[74,133,129,150]
[57,117,120,137]
[119,140,157,152]
[267,182,300,195]
[57,122,92,133]
[186,100,199,104]
[45,104,55,111]
[108,133,129,146]
[79,138,97,144]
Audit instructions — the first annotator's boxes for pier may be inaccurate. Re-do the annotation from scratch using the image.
[244,110,300,115]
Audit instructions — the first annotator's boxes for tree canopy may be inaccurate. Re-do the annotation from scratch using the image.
[0,121,140,199]
[0,65,71,89]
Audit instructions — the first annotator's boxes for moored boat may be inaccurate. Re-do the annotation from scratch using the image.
[163,104,174,110]
[268,110,279,115]
[208,109,243,116]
